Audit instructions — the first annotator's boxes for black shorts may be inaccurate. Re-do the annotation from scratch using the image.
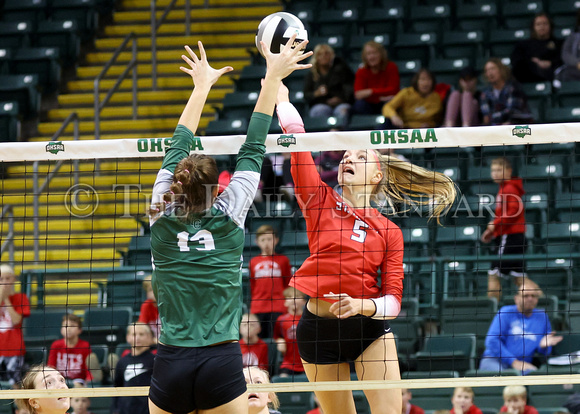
[296,306,391,364]
[148,342,246,414]
[490,233,527,278]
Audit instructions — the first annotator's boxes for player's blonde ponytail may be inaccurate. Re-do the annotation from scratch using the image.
[371,153,457,224]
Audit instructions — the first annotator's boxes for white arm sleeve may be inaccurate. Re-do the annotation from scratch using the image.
[370,295,401,319]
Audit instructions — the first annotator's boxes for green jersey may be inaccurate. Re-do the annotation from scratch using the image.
[150,113,270,347]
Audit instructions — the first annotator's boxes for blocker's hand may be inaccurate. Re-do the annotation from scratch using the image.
[180,41,233,89]
[260,33,312,81]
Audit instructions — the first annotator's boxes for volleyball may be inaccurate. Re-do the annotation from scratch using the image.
[255,12,308,57]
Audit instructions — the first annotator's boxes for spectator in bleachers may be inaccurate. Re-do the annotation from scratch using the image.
[480,279,563,374]
[243,367,281,414]
[307,394,324,414]
[112,323,155,414]
[382,68,444,128]
[511,13,562,84]
[352,41,400,115]
[403,388,425,414]
[249,225,292,339]
[500,385,538,414]
[480,157,528,301]
[47,313,102,387]
[556,10,580,82]
[450,387,483,414]
[137,274,160,340]
[15,365,70,414]
[304,44,354,123]
[240,313,269,371]
[479,58,533,125]
[274,287,306,377]
[443,66,481,127]
[0,264,30,387]
[70,396,94,414]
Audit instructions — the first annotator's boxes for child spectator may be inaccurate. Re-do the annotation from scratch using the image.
[249,225,292,339]
[274,287,306,377]
[112,323,155,414]
[403,388,425,414]
[70,396,93,414]
[0,264,30,386]
[500,385,539,414]
[382,68,443,129]
[240,313,269,371]
[352,41,400,115]
[450,387,483,414]
[137,274,160,339]
[47,314,102,387]
[243,366,281,414]
[480,157,528,301]
[444,66,481,127]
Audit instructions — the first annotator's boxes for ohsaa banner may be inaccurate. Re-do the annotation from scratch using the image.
[1,123,579,162]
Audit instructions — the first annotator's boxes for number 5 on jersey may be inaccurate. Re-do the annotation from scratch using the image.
[177,230,215,251]
[351,219,368,243]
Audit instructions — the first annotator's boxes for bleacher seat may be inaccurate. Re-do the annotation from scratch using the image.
[11,47,61,93]
[555,81,580,107]
[521,82,552,122]
[520,163,564,199]
[272,374,313,414]
[280,229,310,268]
[302,115,345,131]
[435,225,480,258]
[488,29,530,58]
[567,291,580,331]
[81,306,133,347]
[526,257,574,299]
[394,59,421,88]
[391,317,423,368]
[415,333,477,374]
[549,0,580,29]
[49,0,98,43]
[429,57,471,87]
[545,106,580,123]
[455,3,498,33]
[100,269,148,312]
[307,34,345,58]
[408,4,451,37]
[120,235,151,267]
[528,384,580,408]
[555,192,580,222]
[359,6,404,38]
[501,1,543,30]
[440,30,485,63]
[347,114,385,131]
[313,8,358,37]
[0,101,20,142]
[0,21,33,48]
[35,20,81,66]
[0,74,40,118]
[524,192,550,230]
[23,308,69,347]
[1,0,48,27]
[205,118,248,136]
[392,32,437,66]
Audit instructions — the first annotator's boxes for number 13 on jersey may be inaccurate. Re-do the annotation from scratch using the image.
[177,230,216,251]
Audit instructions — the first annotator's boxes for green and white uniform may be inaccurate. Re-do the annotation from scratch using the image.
[150,113,270,348]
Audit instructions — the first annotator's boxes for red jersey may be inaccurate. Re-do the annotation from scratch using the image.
[138,299,160,337]
[48,338,92,381]
[307,409,321,414]
[0,293,30,357]
[501,405,539,414]
[354,61,400,104]
[451,405,483,414]
[249,254,292,314]
[240,338,269,371]
[493,177,526,237]
[274,313,304,373]
[408,404,425,414]
[289,151,404,302]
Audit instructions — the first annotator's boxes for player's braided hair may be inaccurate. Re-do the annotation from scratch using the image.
[371,153,457,224]
[149,154,219,219]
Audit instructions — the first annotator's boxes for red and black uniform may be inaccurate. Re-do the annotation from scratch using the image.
[278,102,404,364]
[490,177,527,278]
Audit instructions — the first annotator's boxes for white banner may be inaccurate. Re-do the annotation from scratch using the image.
[0,123,579,162]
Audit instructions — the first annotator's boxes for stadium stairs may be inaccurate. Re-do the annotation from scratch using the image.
[1,0,282,309]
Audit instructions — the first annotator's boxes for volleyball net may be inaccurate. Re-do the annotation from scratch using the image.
[1,123,580,411]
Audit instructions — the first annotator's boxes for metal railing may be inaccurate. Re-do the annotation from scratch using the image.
[150,0,191,90]
[94,32,138,141]
[0,205,15,266]
[32,113,81,263]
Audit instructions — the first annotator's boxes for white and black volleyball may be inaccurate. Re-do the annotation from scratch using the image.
[255,12,308,57]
